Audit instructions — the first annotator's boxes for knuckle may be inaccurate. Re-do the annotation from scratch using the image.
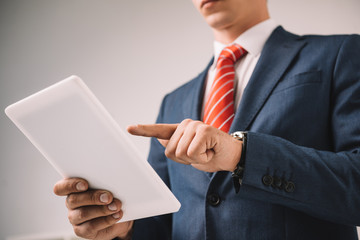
[178,119,193,130]
[73,225,90,238]
[188,119,201,128]
[181,118,193,125]
[175,146,186,158]
[91,191,99,204]
[198,124,211,135]
[67,210,75,224]
[174,150,181,159]
[187,148,196,158]
[68,208,88,225]
[164,148,173,159]
[73,226,82,237]
[104,215,114,226]
[82,222,96,239]
[66,194,78,208]
[77,208,88,222]
[166,150,179,161]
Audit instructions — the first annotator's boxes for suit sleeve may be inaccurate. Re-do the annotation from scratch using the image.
[240,35,360,226]
[132,95,172,240]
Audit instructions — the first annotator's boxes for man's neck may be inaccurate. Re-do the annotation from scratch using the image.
[213,16,270,44]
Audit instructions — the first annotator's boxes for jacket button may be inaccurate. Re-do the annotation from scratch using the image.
[207,193,221,206]
[262,175,273,186]
[285,181,295,193]
[272,176,283,189]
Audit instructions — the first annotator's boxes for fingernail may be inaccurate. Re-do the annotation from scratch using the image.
[108,202,117,211]
[76,182,86,191]
[100,193,109,203]
[112,213,120,219]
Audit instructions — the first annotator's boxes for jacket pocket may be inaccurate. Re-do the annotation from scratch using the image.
[273,70,322,94]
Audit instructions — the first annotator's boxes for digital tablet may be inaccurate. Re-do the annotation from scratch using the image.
[5,75,181,222]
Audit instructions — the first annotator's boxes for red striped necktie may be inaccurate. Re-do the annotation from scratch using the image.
[203,43,247,132]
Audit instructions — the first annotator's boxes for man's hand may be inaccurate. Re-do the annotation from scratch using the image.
[127,119,242,172]
[53,178,133,240]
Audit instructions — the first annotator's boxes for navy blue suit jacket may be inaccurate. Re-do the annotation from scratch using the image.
[133,27,360,239]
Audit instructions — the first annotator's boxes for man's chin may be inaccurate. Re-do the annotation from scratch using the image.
[204,13,232,29]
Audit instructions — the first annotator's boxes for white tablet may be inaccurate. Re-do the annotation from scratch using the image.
[5,75,181,222]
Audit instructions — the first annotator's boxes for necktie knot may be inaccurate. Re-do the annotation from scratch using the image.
[218,43,246,66]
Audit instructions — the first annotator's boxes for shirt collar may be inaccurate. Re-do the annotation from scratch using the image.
[213,19,279,64]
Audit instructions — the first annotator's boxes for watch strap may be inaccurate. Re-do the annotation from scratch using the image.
[230,131,247,193]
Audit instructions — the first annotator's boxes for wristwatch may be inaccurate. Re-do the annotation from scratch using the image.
[230,131,247,193]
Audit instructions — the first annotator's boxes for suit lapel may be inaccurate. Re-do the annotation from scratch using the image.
[230,27,307,132]
[183,59,214,121]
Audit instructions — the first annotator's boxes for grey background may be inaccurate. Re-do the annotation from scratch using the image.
[1,0,359,239]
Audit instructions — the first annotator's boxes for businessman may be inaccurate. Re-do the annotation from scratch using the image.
[54,0,360,239]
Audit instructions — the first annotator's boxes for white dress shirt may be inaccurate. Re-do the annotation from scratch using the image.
[201,19,279,119]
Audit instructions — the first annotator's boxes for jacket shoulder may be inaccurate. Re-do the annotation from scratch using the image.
[276,26,360,45]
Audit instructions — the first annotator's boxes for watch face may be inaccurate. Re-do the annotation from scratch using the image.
[231,131,245,140]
